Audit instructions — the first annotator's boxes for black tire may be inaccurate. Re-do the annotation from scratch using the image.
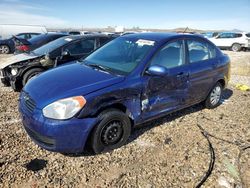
[0,45,10,54]
[90,109,131,154]
[231,43,241,52]
[205,82,223,109]
[22,68,44,86]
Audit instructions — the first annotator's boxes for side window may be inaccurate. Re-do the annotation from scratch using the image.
[150,40,184,69]
[187,40,210,63]
[217,33,233,39]
[30,33,40,38]
[99,37,111,46]
[64,39,95,55]
[16,34,26,39]
[233,33,242,38]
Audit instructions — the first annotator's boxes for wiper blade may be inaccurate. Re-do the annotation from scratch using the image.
[87,63,110,72]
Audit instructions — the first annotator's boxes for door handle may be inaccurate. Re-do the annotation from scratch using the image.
[177,72,189,78]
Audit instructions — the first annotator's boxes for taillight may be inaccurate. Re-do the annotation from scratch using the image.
[17,45,29,52]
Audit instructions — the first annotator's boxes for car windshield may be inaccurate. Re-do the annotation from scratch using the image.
[32,37,73,55]
[82,37,155,75]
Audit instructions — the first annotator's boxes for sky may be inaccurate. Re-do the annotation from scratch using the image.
[0,0,250,31]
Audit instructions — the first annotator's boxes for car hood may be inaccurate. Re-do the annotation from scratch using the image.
[24,62,125,109]
[0,53,39,69]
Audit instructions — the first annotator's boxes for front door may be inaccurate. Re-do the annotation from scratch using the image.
[141,40,190,120]
[58,38,96,65]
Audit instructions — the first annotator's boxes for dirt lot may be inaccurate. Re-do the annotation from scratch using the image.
[0,51,249,187]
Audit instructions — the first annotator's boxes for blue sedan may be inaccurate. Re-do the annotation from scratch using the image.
[19,33,230,154]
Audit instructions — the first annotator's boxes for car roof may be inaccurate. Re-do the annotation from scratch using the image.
[60,34,114,41]
[120,32,203,42]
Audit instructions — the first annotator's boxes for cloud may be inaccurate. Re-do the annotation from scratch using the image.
[0,2,67,27]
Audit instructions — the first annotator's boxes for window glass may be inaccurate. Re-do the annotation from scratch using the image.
[150,41,184,69]
[218,33,234,38]
[246,33,250,38]
[83,37,155,75]
[233,33,242,38]
[65,39,95,55]
[30,33,40,38]
[187,40,210,63]
[16,34,26,39]
[99,37,111,46]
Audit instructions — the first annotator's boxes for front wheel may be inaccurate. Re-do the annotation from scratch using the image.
[205,82,223,109]
[22,68,44,86]
[90,109,131,154]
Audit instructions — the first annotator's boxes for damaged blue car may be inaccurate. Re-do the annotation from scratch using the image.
[19,33,230,154]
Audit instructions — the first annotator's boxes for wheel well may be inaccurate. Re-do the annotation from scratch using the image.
[84,103,134,152]
[217,79,225,88]
[96,103,134,126]
[21,66,45,78]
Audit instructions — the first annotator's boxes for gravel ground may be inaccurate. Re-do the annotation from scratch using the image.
[0,51,250,187]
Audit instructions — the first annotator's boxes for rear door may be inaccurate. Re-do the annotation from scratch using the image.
[186,39,218,104]
[141,39,190,119]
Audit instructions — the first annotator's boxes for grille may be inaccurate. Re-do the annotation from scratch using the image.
[23,93,36,113]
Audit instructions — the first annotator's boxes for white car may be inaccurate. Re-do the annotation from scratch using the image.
[209,32,250,52]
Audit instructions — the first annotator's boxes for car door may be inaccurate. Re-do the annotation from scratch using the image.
[141,40,190,119]
[213,33,234,48]
[58,38,96,64]
[186,39,218,104]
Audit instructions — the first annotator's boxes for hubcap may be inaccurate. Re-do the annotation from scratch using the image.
[232,45,239,52]
[0,45,9,54]
[210,86,221,105]
[101,120,123,145]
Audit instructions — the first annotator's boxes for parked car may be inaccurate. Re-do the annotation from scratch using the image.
[209,32,250,52]
[19,33,230,154]
[15,33,68,54]
[0,33,41,54]
[0,24,47,39]
[0,34,116,91]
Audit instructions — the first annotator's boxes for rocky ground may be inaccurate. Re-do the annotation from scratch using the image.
[0,51,249,188]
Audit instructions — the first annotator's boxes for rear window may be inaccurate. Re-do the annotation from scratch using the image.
[33,37,73,55]
[187,40,210,63]
[246,33,250,38]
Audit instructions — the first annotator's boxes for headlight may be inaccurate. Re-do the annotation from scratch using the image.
[42,96,86,120]
[11,68,18,76]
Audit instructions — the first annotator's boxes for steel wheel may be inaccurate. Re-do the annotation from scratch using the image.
[90,109,131,154]
[0,45,10,54]
[210,85,221,106]
[100,120,123,145]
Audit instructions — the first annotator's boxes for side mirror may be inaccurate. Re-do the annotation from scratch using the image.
[146,65,168,76]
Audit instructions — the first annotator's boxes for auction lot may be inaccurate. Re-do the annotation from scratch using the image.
[0,52,249,187]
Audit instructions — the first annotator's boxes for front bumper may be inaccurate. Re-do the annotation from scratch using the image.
[0,69,10,86]
[1,77,10,86]
[19,93,98,153]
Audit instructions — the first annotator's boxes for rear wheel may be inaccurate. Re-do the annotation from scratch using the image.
[22,68,44,86]
[231,43,241,52]
[0,45,10,54]
[205,82,223,109]
[90,109,131,154]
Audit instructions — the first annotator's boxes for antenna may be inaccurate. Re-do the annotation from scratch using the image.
[183,27,189,33]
